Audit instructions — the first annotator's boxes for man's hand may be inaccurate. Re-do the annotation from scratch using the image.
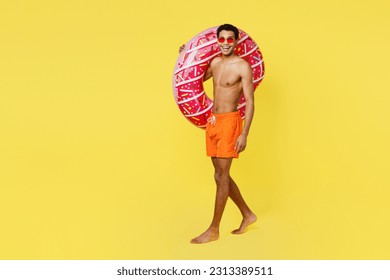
[178,44,185,54]
[234,134,247,153]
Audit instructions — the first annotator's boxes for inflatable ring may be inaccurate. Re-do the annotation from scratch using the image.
[172,26,265,128]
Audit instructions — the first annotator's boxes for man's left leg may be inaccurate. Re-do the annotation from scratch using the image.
[228,176,257,234]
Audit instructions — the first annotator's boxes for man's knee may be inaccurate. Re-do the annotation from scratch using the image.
[213,157,232,185]
[214,169,229,185]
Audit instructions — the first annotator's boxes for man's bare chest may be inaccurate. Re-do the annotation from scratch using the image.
[212,65,241,87]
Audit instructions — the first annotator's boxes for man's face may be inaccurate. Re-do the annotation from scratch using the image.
[217,30,237,56]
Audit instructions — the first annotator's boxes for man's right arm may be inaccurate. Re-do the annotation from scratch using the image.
[178,44,185,53]
[179,44,213,81]
[203,65,212,81]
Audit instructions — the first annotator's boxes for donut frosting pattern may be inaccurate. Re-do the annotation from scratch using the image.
[172,26,265,128]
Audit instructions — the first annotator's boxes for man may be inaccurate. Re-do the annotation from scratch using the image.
[180,24,257,244]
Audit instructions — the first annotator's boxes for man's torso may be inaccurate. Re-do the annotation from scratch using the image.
[210,56,247,114]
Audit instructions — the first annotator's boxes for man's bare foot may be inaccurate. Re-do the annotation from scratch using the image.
[190,229,219,244]
[232,213,257,234]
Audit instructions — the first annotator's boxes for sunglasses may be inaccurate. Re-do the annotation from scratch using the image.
[217,37,235,44]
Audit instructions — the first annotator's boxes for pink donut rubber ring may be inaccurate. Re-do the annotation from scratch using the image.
[172,26,265,128]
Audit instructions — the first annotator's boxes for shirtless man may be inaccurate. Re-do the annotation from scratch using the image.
[180,24,257,244]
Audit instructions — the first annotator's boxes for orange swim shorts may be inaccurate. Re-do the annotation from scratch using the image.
[206,111,243,158]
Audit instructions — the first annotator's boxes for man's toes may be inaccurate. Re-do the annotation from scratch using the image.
[232,229,244,234]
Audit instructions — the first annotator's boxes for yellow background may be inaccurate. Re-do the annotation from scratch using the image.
[1,0,389,259]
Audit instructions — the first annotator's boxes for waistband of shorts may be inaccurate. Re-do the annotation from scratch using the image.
[210,110,241,119]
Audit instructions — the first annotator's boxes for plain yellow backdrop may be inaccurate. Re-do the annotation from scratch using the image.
[1,0,389,259]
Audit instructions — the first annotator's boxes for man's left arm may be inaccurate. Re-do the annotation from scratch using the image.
[235,62,254,153]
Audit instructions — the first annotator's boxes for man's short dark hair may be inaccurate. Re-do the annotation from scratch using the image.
[217,24,239,40]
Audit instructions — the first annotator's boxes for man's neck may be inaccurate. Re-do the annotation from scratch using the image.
[221,53,237,61]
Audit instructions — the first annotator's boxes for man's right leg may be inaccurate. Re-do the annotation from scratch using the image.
[190,157,232,244]
[209,157,257,234]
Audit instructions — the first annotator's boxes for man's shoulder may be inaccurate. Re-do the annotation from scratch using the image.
[236,57,252,73]
[211,56,222,65]
[236,56,250,66]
